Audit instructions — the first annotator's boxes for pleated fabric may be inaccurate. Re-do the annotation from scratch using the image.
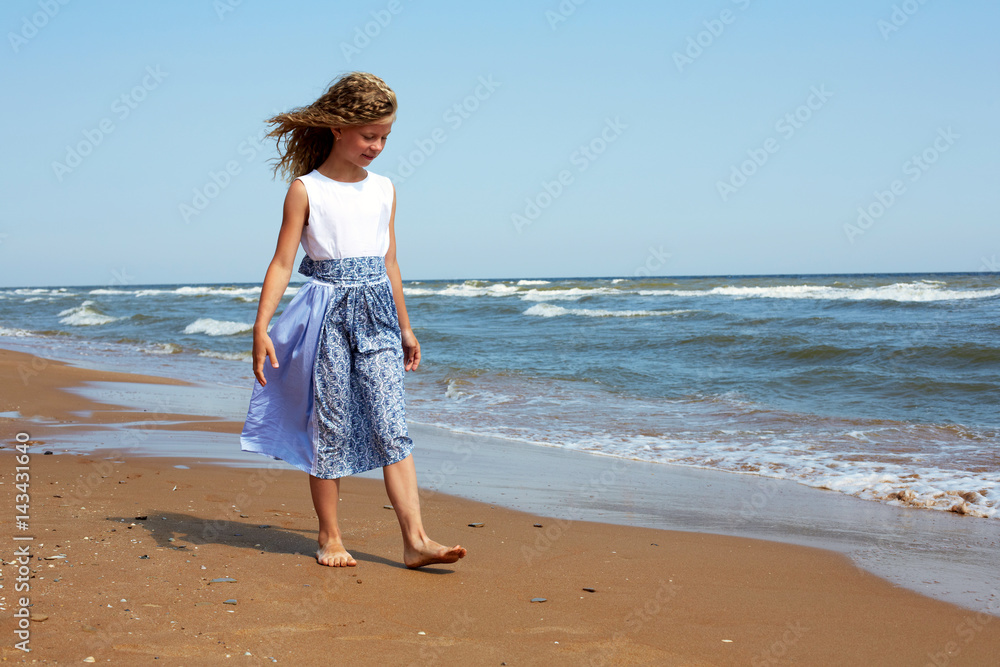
[240,255,413,478]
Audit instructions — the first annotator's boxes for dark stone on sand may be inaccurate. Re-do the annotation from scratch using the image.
[139,555,149,559]
[530,598,547,603]
[583,587,596,593]
[135,516,148,520]
[223,599,237,605]
[468,523,485,527]
[43,451,53,455]
[533,523,543,528]
[210,577,238,584]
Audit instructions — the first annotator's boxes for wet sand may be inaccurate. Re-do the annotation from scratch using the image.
[1,347,999,664]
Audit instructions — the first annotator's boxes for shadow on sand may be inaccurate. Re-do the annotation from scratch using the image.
[106,511,456,574]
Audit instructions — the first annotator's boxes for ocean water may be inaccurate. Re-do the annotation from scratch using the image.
[2,272,998,519]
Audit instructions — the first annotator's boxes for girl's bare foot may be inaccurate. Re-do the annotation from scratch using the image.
[404,538,467,569]
[317,538,357,567]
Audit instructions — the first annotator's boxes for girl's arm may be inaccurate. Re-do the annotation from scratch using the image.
[252,179,309,385]
[384,185,420,371]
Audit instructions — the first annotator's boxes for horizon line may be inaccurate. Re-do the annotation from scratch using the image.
[2,270,998,291]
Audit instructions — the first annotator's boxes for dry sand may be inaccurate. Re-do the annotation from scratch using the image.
[1,347,998,665]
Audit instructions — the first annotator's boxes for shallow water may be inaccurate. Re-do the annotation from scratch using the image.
[2,271,998,519]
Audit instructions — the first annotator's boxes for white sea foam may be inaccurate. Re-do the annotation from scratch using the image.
[0,327,34,337]
[133,285,265,298]
[413,414,999,518]
[524,303,689,318]
[183,318,253,336]
[410,282,628,300]
[198,350,252,362]
[139,343,182,355]
[58,301,120,326]
[555,432,999,519]
[89,288,132,295]
[11,288,74,297]
[440,281,520,297]
[23,297,43,303]
[408,371,1000,521]
[444,379,468,400]
[639,281,1000,302]
[176,286,262,297]
[519,287,619,302]
[403,287,439,296]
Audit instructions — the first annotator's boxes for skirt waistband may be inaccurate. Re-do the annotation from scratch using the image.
[298,255,388,286]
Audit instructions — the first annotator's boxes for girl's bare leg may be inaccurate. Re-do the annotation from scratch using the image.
[309,475,357,567]
[383,455,467,568]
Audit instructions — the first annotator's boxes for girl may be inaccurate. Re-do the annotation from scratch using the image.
[240,72,466,569]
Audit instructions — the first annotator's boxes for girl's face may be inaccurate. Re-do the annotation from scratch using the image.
[332,120,393,169]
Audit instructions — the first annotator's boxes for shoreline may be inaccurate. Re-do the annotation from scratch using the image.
[2,347,1000,662]
[6,454,1000,664]
[3,347,999,615]
[3,273,999,526]
[2,269,994,291]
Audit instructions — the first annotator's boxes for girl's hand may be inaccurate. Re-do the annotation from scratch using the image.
[401,328,421,371]
[252,329,278,386]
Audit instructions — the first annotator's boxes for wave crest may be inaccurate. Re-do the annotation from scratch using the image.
[524,303,690,318]
[58,301,120,326]
[183,318,253,336]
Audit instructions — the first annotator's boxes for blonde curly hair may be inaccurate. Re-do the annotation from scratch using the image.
[266,72,397,182]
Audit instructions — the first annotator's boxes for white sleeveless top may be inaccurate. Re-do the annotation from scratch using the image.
[296,169,394,260]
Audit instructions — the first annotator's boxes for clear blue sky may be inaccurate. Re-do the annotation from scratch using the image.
[2,1,998,286]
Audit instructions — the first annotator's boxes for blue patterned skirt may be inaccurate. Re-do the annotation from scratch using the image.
[240,255,413,479]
